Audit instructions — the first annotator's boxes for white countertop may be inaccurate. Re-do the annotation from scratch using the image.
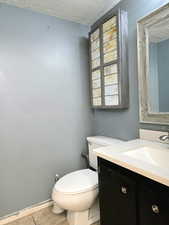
[94,139,169,187]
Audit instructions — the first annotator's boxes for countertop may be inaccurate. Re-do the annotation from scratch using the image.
[94,139,169,187]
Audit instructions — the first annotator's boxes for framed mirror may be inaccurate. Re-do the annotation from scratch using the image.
[137,3,169,124]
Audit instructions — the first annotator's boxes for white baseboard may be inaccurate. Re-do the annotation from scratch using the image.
[0,199,53,225]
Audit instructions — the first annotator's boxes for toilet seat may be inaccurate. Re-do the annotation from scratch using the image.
[54,169,98,195]
[52,169,99,212]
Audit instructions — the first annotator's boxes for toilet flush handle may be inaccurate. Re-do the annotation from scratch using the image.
[81,151,89,167]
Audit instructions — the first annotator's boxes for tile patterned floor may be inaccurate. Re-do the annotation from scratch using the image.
[6,206,100,225]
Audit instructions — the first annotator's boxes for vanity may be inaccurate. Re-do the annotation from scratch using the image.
[93,3,169,225]
[98,157,169,225]
[94,137,169,225]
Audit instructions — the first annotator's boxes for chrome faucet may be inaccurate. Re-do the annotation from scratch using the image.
[159,132,169,142]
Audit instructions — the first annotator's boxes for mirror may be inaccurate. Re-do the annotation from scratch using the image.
[149,19,169,113]
[137,3,169,124]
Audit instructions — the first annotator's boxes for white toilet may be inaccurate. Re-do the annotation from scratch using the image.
[52,136,124,225]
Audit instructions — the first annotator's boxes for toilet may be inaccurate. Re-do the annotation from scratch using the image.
[52,136,124,225]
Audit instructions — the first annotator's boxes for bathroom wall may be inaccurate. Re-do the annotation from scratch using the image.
[0,4,92,217]
[93,0,169,140]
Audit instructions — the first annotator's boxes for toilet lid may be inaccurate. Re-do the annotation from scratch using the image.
[54,169,98,194]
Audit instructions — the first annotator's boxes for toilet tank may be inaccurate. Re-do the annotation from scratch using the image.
[87,136,124,170]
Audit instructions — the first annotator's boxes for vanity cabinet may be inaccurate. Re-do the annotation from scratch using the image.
[98,158,169,225]
[99,164,137,225]
[139,184,169,225]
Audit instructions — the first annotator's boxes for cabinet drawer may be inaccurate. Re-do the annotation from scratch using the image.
[99,165,137,225]
[139,184,169,225]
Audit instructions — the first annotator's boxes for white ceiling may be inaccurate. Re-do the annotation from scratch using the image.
[0,0,121,25]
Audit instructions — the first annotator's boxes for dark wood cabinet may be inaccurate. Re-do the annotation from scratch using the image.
[139,184,169,225]
[98,158,169,225]
[99,165,137,225]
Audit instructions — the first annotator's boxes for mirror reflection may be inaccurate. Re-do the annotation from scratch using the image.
[148,19,169,113]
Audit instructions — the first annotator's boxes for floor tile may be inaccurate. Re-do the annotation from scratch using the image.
[57,221,69,225]
[5,206,99,225]
[92,222,100,225]
[32,206,66,225]
[6,215,35,225]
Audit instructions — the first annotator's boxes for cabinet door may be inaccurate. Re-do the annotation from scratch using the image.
[139,184,169,225]
[99,165,137,225]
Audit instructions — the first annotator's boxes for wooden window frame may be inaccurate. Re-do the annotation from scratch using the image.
[89,9,129,109]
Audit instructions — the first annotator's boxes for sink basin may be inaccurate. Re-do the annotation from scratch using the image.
[123,146,169,169]
[94,140,169,187]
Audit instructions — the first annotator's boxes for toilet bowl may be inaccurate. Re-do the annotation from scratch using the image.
[52,136,125,225]
[52,169,98,211]
[52,169,98,225]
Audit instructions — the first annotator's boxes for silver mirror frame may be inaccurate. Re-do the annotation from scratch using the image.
[137,3,169,125]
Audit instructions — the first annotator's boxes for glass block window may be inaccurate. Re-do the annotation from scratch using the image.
[103,16,117,64]
[90,29,100,70]
[103,17,117,32]
[89,10,128,109]
[105,95,119,106]
[91,70,102,106]
[104,64,119,106]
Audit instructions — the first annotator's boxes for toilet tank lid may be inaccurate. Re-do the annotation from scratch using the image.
[87,136,124,146]
[54,169,98,194]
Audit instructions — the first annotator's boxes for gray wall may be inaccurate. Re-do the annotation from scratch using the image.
[93,0,169,140]
[1,0,169,218]
[0,4,93,217]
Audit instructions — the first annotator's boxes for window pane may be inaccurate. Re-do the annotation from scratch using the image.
[103,16,117,32]
[91,39,100,51]
[92,70,101,80]
[93,88,101,98]
[90,29,99,42]
[92,58,100,69]
[105,95,119,106]
[91,29,100,69]
[104,74,118,85]
[92,79,101,89]
[91,48,100,60]
[93,97,101,106]
[103,39,117,54]
[105,84,118,96]
[104,50,117,63]
[103,28,117,43]
[104,64,118,75]
[103,16,118,63]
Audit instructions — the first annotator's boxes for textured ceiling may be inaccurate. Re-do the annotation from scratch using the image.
[0,0,121,25]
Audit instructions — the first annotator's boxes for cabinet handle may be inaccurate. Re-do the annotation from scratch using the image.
[121,186,127,194]
[152,205,160,214]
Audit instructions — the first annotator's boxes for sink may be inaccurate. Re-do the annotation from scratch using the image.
[123,146,169,169]
[94,140,169,187]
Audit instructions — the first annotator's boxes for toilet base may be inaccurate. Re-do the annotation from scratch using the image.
[52,202,64,214]
[67,199,99,225]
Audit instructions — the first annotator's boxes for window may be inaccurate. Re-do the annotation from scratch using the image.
[89,10,129,109]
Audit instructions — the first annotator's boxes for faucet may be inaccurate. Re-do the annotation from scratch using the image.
[159,132,169,142]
